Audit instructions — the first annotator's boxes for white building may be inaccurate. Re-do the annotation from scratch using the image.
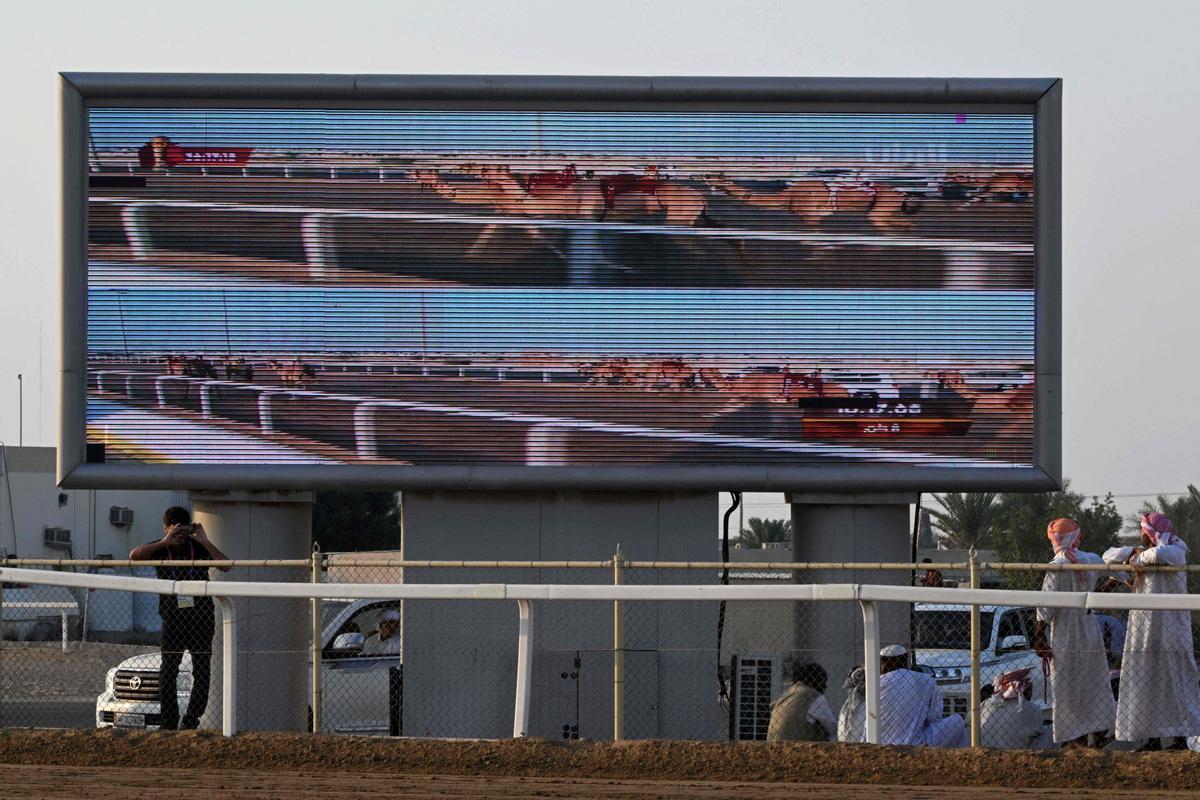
[0,445,185,560]
[1,445,185,640]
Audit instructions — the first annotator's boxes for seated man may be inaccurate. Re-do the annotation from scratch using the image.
[767,662,837,742]
[878,644,967,747]
[838,665,866,743]
[361,609,401,656]
[980,667,1050,750]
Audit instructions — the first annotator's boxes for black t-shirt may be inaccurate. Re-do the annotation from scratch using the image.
[152,536,214,618]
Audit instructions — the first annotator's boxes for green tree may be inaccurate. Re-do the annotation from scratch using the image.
[927,492,1000,549]
[313,492,401,552]
[735,517,792,548]
[991,482,1122,589]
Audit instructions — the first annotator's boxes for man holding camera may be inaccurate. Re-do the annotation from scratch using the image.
[130,506,231,730]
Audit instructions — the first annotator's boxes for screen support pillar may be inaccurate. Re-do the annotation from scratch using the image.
[192,490,313,731]
[787,492,917,719]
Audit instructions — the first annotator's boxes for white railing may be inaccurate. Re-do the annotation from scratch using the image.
[3,564,1195,742]
[90,369,1010,468]
[90,195,1032,290]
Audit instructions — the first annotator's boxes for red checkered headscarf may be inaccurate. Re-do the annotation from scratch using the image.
[1140,512,1186,550]
[993,667,1033,704]
[1047,518,1081,563]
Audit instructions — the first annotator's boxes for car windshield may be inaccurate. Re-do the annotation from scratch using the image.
[321,600,353,630]
[913,610,994,650]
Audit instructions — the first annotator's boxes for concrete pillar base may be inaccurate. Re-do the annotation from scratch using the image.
[788,493,915,712]
[191,490,313,731]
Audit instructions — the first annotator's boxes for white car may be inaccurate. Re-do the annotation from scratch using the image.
[912,603,1052,721]
[96,598,403,734]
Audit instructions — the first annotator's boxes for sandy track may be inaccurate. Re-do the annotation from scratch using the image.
[3,731,1200,797]
[3,766,1197,800]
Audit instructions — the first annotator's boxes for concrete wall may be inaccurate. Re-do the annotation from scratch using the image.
[400,490,722,741]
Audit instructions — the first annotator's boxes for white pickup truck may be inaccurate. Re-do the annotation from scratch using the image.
[912,603,1053,720]
[96,598,403,733]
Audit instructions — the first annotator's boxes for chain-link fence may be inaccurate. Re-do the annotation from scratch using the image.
[3,555,1200,753]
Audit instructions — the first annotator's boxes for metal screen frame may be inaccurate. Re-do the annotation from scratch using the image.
[59,73,1062,491]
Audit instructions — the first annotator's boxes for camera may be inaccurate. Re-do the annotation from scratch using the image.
[175,523,197,536]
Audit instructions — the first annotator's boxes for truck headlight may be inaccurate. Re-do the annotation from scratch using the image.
[105,668,116,695]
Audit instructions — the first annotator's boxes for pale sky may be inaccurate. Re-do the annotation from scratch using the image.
[1,0,1197,519]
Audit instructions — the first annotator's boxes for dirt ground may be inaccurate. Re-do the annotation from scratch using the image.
[2,730,1200,798]
[0,643,156,700]
[5,766,1200,800]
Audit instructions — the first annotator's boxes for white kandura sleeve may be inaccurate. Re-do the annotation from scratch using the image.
[806,694,839,741]
[1133,544,1187,567]
[1037,568,1061,623]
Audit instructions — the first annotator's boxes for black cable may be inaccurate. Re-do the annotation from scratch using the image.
[717,491,742,725]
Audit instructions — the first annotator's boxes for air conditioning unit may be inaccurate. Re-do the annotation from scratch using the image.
[731,652,781,741]
[43,527,72,550]
[109,506,134,527]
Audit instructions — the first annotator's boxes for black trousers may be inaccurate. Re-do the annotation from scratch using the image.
[159,607,215,730]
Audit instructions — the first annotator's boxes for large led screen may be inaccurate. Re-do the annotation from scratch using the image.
[81,98,1041,477]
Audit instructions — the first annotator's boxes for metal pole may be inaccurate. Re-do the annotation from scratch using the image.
[969,546,981,747]
[61,610,69,653]
[17,374,22,446]
[310,545,322,733]
[215,596,238,736]
[613,543,625,741]
[860,599,880,744]
[512,598,533,737]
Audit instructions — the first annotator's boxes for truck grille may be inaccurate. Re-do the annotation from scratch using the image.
[114,670,161,700]
[943,696,969,718]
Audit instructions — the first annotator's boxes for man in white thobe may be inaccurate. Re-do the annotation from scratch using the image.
[1034,517,1116,747]
[878,645,967,747]
[1105,512,1200,749]
[980,667,1051,749]
[362,609,402,656]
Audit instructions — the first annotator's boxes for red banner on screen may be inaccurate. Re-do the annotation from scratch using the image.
[138,139,254,169]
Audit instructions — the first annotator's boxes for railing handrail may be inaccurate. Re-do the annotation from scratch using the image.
[90,195,1034,253]
[2,565,1197,610]
[5,557,1197,572]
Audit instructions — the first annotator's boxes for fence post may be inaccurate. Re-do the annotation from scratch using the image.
[512,598,534,737]
[969,546,981,747]
[310,544,322,734]
[215,596,238,736]
[860,598,880,744]
[613,544,625,741]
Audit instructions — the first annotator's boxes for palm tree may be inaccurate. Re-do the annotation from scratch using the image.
[735,517,792,549]
[928,492,999,549]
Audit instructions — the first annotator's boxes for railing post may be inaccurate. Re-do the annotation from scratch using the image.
[860,598,880,744]
[310,545,322,734]
[613,544,625,741]
[512,598,533,737]
[215,596,238,736]
[969,546,981,748]
[121,204,152,259]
